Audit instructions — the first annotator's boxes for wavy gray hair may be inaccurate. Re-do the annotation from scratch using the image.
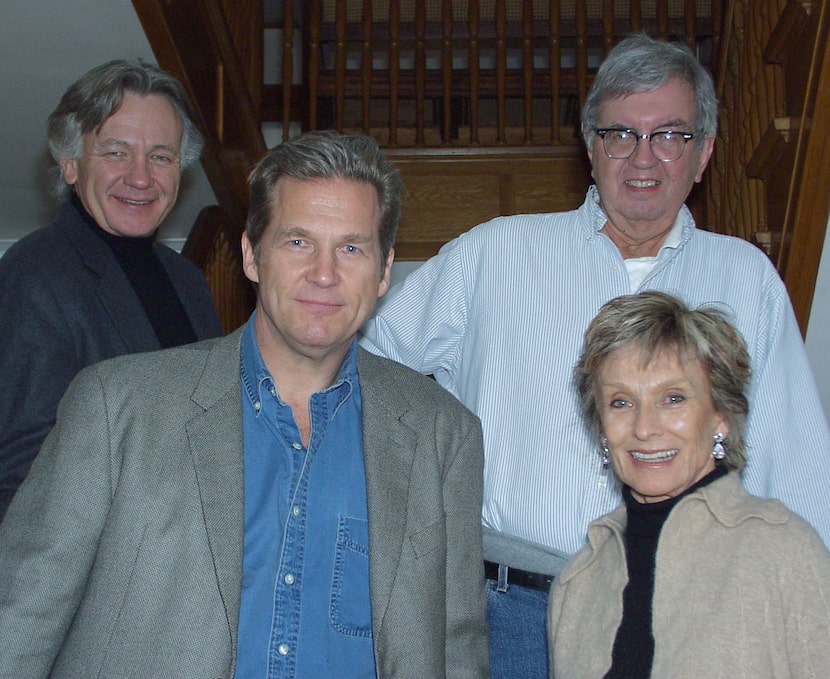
[246,130,403,269]
[582,33,718,147]
[574,291,750,471]
[47,59,203,198]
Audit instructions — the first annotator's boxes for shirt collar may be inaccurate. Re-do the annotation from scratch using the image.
[586,184,691,255]
[239,311,358,416]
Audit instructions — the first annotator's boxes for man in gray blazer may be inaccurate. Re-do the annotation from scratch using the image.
[0,60,222,519]
[0,131,489,678]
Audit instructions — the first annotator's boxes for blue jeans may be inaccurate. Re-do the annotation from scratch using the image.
[486,577,550,678]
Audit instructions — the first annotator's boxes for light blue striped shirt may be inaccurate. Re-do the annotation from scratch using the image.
[361,186,830,558]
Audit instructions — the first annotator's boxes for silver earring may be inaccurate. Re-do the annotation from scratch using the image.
[601,437,610,469]
[712,432,726,460]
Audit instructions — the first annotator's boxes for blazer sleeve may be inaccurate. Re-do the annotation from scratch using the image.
[441,410,490,677]
[0,253,85,520]
[0,366,115,678]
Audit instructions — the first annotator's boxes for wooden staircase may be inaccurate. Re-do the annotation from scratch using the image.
[706,0,830,335]
[132,0,830,336]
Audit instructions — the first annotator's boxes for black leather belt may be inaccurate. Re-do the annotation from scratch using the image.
[484,560,555,592]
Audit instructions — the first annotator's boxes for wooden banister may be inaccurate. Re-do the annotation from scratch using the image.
[133,0,267,331]
[708,0,830,334]
[132,0,266,224]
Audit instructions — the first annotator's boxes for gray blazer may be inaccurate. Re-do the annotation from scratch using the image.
[0,330,489,678]
[0,200,223,518]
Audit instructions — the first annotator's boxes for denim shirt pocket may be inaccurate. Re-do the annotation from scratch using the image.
[330,515,373,637]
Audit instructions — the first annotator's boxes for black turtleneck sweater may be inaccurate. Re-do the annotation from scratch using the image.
[604,464,728,679]
[74,194,197,348]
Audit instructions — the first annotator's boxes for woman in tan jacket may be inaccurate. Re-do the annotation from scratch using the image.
[548,291,830,678]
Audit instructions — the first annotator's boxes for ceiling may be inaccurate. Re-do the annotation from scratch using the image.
[0,1,216,247]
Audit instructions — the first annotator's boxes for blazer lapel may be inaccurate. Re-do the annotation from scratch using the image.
[67,212,159,351]
[186,330,245,659]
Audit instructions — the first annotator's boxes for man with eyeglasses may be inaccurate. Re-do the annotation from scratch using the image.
[361,32,830,678]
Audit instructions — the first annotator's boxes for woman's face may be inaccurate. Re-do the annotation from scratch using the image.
[597,344,728,503]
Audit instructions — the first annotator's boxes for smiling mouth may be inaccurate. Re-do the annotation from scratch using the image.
[116,197,153,206]
[625,179,659,188]
[630,449,678,462]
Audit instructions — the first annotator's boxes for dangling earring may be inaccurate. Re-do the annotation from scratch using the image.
[712,432,726,461]
[601,437,610,469]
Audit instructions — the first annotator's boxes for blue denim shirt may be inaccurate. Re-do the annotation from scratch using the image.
[235,316,375,678]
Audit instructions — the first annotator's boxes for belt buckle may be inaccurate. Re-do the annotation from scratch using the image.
[497,564,509,593]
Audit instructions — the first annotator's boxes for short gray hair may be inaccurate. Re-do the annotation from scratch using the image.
[582,33,718,147]
[574,291,750,472]
[246,130,403,268]
[47,59,203,198]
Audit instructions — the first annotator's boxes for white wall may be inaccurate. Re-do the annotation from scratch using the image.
[0,2,216,244]
[804,214,830,418]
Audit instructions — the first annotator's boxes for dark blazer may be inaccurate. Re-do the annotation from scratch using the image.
[0,201,222,517]
[0,331,489,678]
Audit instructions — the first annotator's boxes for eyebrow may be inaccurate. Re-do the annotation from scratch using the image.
[93,138,180,156]
[603,118,691,131]
[600,377,696,391]
[276,226,375,243]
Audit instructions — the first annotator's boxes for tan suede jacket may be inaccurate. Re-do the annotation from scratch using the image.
[548,473,830,678]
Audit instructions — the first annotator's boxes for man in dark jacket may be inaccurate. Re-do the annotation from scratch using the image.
[0,60,222,519]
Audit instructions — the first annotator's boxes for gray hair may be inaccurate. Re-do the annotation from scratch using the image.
[47,59,203,198]
[582,33,718,147]
[246,130,403,267]
[574,291,750,472]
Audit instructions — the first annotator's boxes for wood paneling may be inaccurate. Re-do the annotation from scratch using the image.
[388,145,591,258]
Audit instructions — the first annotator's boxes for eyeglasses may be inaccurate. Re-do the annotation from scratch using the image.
[594,128,696,162]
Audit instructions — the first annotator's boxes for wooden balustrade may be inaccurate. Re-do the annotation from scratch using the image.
[266,1,717,149]
[706,0,830,334]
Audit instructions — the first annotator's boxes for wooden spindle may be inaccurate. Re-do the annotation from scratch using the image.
[549,0,561,143]
[575,0,588,107]
[415,0,427,146]
[362,0,373,134]
[389,0,401,146]
[216,62,225,142]
[335,0,347,131]
[602,0,614,58]
[469,0,481,145]
[442,0,454,145]
[630,0,642,33]
[282,0,295,141]
[496,0,507,144]
[308,0,322,129]
[656,0,669,40]
[685,0,697,52]
[522,0,534,143]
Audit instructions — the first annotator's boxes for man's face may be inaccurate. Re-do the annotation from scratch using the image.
[587,78,715,256]
[242,176,393,367]
[60,92,183,238]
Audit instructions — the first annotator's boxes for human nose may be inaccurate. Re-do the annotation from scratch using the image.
[628,134,658,167]
[124,156,152,188]
[306,249,338,287]
[633,402,661,440]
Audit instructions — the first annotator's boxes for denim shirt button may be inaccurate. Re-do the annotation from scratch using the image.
[284,573,296,585]
[292,505,301,517]
[292,442,303,451]
[277,643,290,656]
